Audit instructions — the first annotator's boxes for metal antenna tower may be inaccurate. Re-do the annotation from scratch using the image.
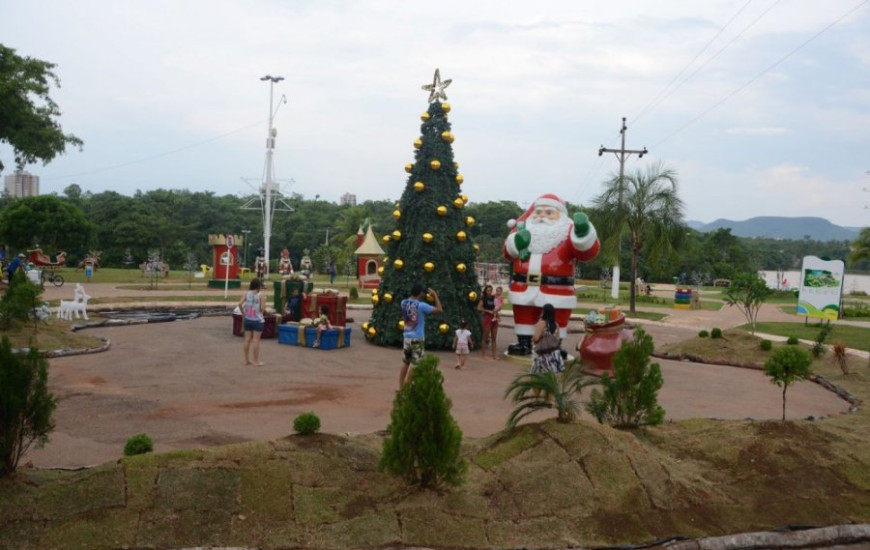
[241,74,295,278]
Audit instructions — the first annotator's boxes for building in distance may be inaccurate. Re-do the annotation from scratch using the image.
[4,170,39,198]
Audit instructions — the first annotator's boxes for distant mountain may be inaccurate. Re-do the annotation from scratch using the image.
[692,216,860,241]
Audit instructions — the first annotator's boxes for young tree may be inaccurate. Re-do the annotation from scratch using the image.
[0,45,83,174]
[379,354,466,488]
[586,327,665,428]
[0,336,57,476]
[0,195,93,252]
[0,270,44,331]
[723,273,772,334]
[591,162,685,314]
[504,361,598,430]
[367,71,481,348]
[763,346,812,421]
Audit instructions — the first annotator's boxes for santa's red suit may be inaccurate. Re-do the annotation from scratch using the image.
[503,194,599,338]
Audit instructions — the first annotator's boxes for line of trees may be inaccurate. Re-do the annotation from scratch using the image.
[0,185,866,280]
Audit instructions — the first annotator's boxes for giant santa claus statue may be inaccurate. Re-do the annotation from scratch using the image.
[503,193,600,355]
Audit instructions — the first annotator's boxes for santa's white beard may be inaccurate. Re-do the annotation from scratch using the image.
[527,216,572,254]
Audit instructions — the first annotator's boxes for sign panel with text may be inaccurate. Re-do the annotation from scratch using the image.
[796,256,844,321]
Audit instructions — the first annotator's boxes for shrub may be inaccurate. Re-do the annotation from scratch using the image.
[787,336,799,345]
[698,330,709,338]
[293,412,321,435]
[0,337,57,475]
[812,323,833,358]
[124,433,154,456]
[0,271,44,331]
[504,360,598,430]
[380,354,466,488]
[349,287,359,300]
[722,274,772,334]
[764,347,812,421]
[586,327,665,428]
[843,300,870,318]
[760,339,773,351]
[832,341,849,375]
[711,328,723,339]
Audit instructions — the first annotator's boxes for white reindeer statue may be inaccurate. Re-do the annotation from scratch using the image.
[57,283,91,321]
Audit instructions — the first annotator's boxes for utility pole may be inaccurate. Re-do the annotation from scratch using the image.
[598,116,647,300]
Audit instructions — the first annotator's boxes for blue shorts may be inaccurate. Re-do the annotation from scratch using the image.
[243,318,264,333]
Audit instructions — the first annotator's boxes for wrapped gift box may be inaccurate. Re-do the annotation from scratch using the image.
[305,291,348,327]
[233,313,284,339]
[278,323,351,349]
[273,279,315,313]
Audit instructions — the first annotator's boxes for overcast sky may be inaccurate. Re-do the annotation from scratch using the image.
[2,0,869,227]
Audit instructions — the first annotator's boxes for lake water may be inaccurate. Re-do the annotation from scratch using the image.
[760,270,870,295]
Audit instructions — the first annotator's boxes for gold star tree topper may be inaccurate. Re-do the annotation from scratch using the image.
[422,68,452,103]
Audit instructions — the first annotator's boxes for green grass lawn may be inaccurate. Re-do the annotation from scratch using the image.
[741,321,870,352]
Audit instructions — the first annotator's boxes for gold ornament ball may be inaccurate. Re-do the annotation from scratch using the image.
[413,138,422,149]
[367,326,377,337]
[454,162,459,170]
[468,291,478,302]
[377,266,384,276]
[461,194,469,204]
[424,261,435,272]
[381,235,391,244]
[371,288,379,295]
[425,293,435,303]
[453,197,464,208]
[456,230,467,242]
[383,292,393,303]
[361,321,370,332]
[397,320,405,330]
[392,209,401,220]
[393,258,404,269]
[456,263,467,273]
[414,181,425,192]
[371,294,379,305]
[422,232,434,243]
[392,230,402,241]
[404,163,412,173]
[439,323,450,334]
[441,102,451,113]
[455,174,464,185]
[436,205,448,216]
[465,216,476,227]
[473,244,480,253]
[430,159,442,170]
[440,131,454,143]
[421,111,431,122]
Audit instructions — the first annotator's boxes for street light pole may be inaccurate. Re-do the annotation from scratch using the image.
[260,74,285,279]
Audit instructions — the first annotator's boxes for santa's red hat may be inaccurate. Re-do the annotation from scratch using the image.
[507,193,568,229]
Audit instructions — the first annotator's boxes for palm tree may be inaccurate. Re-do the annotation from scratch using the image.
[591,162,685,314]
[503,360,598,431]
[849,227,870,265]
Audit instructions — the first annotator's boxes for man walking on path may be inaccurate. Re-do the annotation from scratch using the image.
[398,283,443,389]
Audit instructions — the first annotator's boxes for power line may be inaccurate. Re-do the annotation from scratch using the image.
[632,0,755,125]
[650,0,869,150]
[42,118,267,181]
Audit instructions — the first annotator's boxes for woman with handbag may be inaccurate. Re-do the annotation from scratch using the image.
[531,303,564,374]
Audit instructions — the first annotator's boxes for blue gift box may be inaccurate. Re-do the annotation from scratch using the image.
[278,323,351,349]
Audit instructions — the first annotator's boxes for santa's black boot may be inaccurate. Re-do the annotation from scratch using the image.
[507,335,533,356]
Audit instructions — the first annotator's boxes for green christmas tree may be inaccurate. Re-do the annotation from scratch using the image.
[365,70,482,349]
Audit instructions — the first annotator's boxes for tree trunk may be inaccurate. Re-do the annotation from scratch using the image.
[782,385,787,421]
[629,235,640,314]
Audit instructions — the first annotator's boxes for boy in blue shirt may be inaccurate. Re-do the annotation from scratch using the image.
[399,283,443,389]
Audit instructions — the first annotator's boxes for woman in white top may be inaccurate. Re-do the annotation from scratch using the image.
[238,278,266,366]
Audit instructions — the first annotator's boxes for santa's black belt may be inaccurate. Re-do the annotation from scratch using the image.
[513,274,574,286]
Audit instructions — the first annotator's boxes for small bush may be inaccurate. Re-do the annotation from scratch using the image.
[812,323,833,358]
[843,300,870,318]
[349,287,359,300]
[293,412,321,435]
[711,328,723,339]
[698,330,709,338]
[787,336,799,345]
[124,433,154,456]
[764,347,812,421]
[760,339,773,351]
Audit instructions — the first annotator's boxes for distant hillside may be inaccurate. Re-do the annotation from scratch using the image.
[692,216,860,241]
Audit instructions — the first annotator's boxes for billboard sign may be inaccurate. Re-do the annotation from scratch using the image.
[796,256,844,321]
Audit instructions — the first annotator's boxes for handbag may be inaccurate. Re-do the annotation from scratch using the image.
[534,330,561,354]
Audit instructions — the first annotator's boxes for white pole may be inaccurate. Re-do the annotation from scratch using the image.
[264,79,275,280]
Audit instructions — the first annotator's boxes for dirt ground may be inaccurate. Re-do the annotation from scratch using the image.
[26,285,851,469]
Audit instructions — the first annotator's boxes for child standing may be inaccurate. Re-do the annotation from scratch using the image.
[453,320,473,370]
[494,286,504,325]
[312,305,331,348]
